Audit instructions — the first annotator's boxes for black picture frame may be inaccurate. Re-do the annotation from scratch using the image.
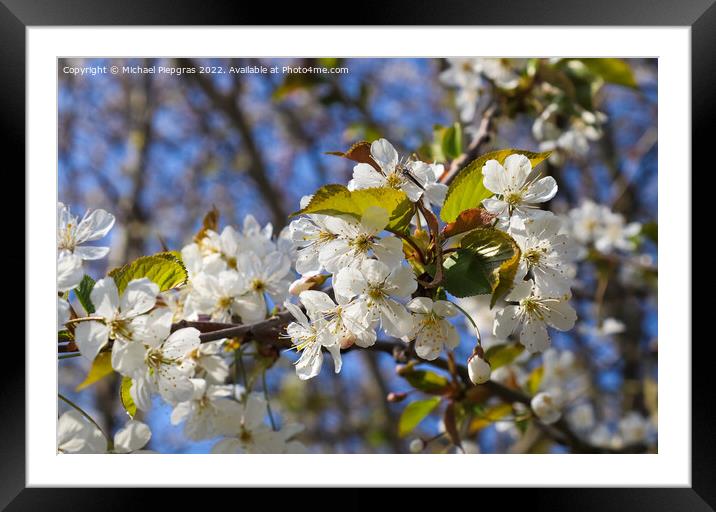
[3,0,704,508]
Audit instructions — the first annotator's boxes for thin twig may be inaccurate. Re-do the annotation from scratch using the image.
[440,104,498,186]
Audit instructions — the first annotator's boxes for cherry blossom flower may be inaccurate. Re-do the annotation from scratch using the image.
[170,379,244,440]
[57,410,106,454]
[185,270,247,323]
[289,214,347,275]
[481,154,558,223]
[439,58,486,122]
[333,259,417,339]
[74,277,162,362]
[57,252,84,292]
[284,300,342,380]
[406,297,459,360]
[211,392,305,454]
[233,251,292,322]
[299,290,376,349]
[189,341,230,384]
[510,214,578,296]
[348,139,424,203]
[117,327,201,411]
[316,207,403,273]
[57,202,115,261]
[493,281,577,353]
[57,410,151,454]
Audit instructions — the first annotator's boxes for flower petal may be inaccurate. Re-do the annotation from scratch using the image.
[113,420,151,453]
[74,321,110,362]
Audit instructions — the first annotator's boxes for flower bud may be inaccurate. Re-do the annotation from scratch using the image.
[288,273,327,295]
[339,333,356,350]
[467,354,491,385]
[530,392,562,424]
[409,438,425,453]
[387,392,408,403]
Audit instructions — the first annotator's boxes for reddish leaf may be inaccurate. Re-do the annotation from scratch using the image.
[194,206,220,242]
[441,208,495,239]
[326,141,380,171]
[443,401,463,450]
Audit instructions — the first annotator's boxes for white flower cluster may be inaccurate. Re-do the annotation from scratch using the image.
[565,199,642,255]
[532,104,607,164]
[285,139,459,380]
[482,154,579,353]
[58,204,304,454]
[181,215,294,324]
[57,410,152,454]
[57,202,115,328]
[440,58,526,122]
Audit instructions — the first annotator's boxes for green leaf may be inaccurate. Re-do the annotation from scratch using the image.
[108,251,188,295]
[75,352,113,391]
[398,397,441,437]
[120,376,137,419]
[441,122,463,160]
[641,221,657,244]
[291,185,414,234]
[469,403,513,433]
[526,365,544,395]
[401,369,450,395]
[576,58,637,88]
[74,275,96,314]
[440,149,551,223]
[484,343,525,369]
[442,228,521,306]
[58,330,73,342]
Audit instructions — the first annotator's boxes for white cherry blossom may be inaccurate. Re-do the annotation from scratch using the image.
[289,214,348,275]
[482,154,558,224]
[211,392,305,454]
[284,300,342,380]
[233,251,292,322]
[510,214,578,296]
[58,410,151,454]
[439,58,486,122]
[185,270,247,323]
[299,290,376,348]
[170,379,244,440]
[57,202,115,261]
[348,138,423,202]
[333,259,417,339]
[118,327,201,411]
[493,280,577,353]
[74,277,162,362]
[317,207,403,273]
[406,297,459,360]
[57,410,107,454]
[189,341,230,384]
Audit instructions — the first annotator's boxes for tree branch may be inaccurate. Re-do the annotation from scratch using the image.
[439,104,498,186]
[177,58,288,229]
[170,315,647,454]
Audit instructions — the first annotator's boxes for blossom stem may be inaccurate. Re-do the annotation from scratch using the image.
[58,352,82,360]
[58,393,111,450]
[387,228,425,264]
[64,316,105,325]
[262,370,277,431]
[450,301,482,347]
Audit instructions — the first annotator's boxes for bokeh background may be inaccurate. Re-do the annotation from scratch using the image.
[58,57,657,453]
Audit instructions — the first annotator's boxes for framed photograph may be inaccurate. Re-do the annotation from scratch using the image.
[5,0,705,507]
